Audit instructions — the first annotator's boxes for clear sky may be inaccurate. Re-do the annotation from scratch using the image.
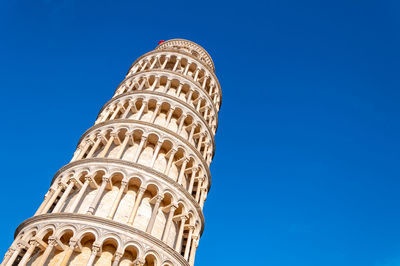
[0,0,400,265]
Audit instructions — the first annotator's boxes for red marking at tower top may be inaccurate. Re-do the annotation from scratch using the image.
[158,40,165,45]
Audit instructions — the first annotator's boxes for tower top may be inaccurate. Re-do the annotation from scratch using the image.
[156,39,215,72]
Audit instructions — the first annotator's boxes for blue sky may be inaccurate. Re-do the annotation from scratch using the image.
[1,0,400,265]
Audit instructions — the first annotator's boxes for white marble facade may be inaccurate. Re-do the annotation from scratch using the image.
[1,39,221,266]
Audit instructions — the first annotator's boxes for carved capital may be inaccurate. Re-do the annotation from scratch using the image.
[48,236,57,246]
[102,175,111,183]
[69,238,78,248]
[92,243,101,254]
[155,194,164,202]
[114,251,123,260]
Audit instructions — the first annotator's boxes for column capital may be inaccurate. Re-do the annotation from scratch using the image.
[57,182,67,189]
[109,132,119,138]
[121,180,128,187]
[138,186,146,193]
[114,251,124,260]
[69,238,78,248]
[181,215,188,222]
[48,236,57,246]
[17,242,28,250]
[102,175,111,183]
[155,194,164,202]
[92,242,101,254]
[28,239,39,247]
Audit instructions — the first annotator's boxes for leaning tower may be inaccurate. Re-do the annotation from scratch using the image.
[1,39,221,266]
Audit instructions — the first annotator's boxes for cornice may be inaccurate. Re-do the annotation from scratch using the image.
[125,50,222,108]
[15,213,190,266]
[96,90,217,139]
[76,120,215,169]
[50,158,207,235]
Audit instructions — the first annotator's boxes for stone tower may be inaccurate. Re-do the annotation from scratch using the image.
[1,39,221,266]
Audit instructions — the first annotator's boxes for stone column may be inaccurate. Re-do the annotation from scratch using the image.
[195,180,203,202]
[150,103,161,123]
[59,239,77,266]
[41,183,64,214]
[1,248,14,266]
[136,101,147,120]
[110,104,122,120]
[164,107,175,127]
[161,55,170,69]
[133,135,147,163]
[146,195,164,233]
[183,62,190,75]
[116,133,130,159]
[176,84,183,96]
[128,187,146,225]
[202,75,208,89]
[186,90,193,104]
[19,240,38,266]
[196,99,202,111]
[150,76,160,91]
[172,57,181,71]
[86,136,102,158]
[71,146,82,161]
[177,114,187,134]
[188,167,199,194]
[199,188,207,208]
[98,134,115,158]
[87,176,109,215]
[53,181,75,213]
[37,236,56,266]
[175,216,187,253]
[188,124,196,141]
[177,158,189,184]
[193,68,200,81]
[164,149,177,176]
[196,133,204,150]
[150,141,163,168]
[188,236,199,265]
[77,140,92,160]
[112,251,123,266]
[184,226,194,259]
[68,177,90,213]
[121,102,133,118]
[107,181,128,219]
[162,205,177,242]
[34,188,55,215]
[5,244,23,266]
[86,244,100,266]
[150,56,158,69]
[163,79,171,93]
